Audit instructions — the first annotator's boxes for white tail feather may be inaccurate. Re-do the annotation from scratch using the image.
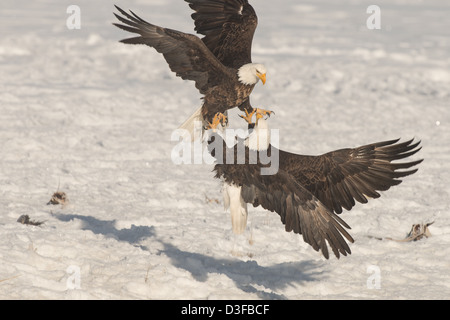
[223,183,248,235]
[178,105,203,142]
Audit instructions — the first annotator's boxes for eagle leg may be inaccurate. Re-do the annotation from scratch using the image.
[206,112,227,130]
[239,108,257,124]
[255,108,274,119]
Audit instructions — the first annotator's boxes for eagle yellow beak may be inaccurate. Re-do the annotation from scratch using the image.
[257,73,266,85]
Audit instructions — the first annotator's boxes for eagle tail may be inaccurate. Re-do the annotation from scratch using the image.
[223,183,248,235]
[179,107,229,141]
[178,105,204,142]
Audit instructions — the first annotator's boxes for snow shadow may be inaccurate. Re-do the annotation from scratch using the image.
[54,214,155,246]
[158,241,325,299]
[54,214,325,298]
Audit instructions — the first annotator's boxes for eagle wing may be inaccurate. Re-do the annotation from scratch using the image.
[208,133,354,259]
[113,5,232,94]
[280,139,423,214]
[240,167,354,259]
[186,0,258,68]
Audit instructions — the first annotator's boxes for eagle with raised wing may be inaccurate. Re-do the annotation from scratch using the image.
[206,112,423,259]
[113,1,269,138]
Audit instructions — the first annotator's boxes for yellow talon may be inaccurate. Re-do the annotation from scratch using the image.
[255,108,274,119]
[239,108,257,124]
[207,112,227,130]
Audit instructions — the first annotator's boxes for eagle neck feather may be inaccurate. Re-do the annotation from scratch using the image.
[246,118,270,151]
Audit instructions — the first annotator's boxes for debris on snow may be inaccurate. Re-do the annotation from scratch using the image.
[16,215,45,227]
[47,191,68,206]
[369,222,434,242]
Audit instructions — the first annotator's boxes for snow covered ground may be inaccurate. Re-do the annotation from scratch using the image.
[1,0,449,300]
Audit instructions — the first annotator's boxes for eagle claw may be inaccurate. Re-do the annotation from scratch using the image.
[239,108,274,124]
[239,109,257,124]
[206,112,227,130]
[255,108,274,119]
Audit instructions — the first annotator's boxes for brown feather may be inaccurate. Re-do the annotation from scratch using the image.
[208,131,422,259]
[113,5,259,123]
[279,138,423,214]
[186,0,257,68]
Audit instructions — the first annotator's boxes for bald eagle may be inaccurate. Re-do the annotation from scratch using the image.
[206,112,423,259]
[113,1,265,136]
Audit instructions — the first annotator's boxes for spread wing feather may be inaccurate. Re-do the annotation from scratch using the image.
[208,132,422,259]
[209,133,421,259]
[240,168,354,259]
[113,5,231,94]
[186,0,258,67]
[280,138,423,214]
[209,133,353,259]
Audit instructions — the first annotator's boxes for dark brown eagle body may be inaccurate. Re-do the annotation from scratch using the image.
[113,0,262,124]
[188,0,259,115]
[207,122,422,259]
[202,77,256,121]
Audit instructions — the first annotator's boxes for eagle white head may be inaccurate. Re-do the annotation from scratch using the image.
[238,63,267,86]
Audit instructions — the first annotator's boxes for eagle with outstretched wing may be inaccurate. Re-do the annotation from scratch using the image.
[207,112,422,259]
[113,1,267,135]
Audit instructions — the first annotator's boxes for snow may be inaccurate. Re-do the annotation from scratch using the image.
[1,0,449,300]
